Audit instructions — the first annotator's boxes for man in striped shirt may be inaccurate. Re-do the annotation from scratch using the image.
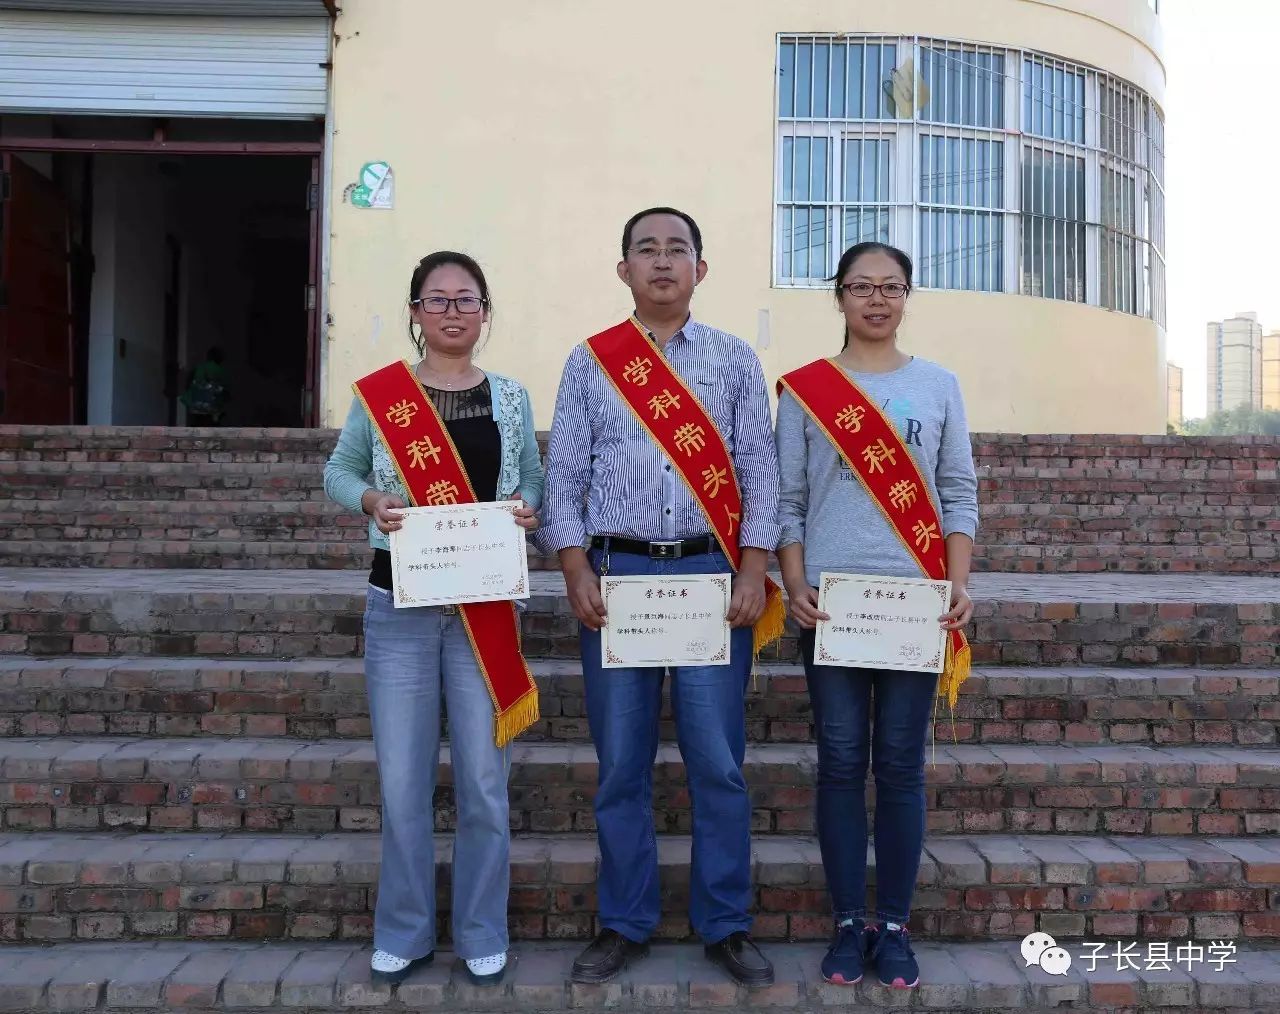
[537,207,781,988]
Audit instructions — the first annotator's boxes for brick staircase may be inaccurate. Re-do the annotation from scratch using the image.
[3,427,1278,574]
[0,426,1278,1011]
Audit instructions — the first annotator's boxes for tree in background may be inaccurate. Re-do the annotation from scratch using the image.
[1181,405,1280,436]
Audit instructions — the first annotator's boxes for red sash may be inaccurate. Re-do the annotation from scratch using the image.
[777,358,971,707]
[353,361,538,747]
[585,319,785,653]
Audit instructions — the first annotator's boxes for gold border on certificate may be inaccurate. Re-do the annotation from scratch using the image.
[600,574,732,668]
[814,572,951,672]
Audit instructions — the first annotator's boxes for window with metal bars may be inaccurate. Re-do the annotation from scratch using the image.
[919,134,1004,291]
[774,34,1167,327]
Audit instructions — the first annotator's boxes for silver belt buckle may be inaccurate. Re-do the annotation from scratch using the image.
[650,540,681,560]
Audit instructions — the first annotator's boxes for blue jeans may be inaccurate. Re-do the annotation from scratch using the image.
[580,546,754,943]
[800,628,938,925]
[363,585,511,961]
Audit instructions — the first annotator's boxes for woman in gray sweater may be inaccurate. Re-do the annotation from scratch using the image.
[775,242,978,992]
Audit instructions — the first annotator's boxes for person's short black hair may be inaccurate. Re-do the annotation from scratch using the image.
[207,346,225,365]
[621,206,703,260]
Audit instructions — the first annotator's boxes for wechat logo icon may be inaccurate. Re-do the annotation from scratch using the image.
[1022,932,1072,976]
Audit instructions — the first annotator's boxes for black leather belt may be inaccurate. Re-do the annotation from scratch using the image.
[590,535,715,560]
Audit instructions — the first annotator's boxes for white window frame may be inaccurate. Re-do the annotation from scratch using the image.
[773,35,912,287]
[914,126,1012,293]
[773,123,913,287]
[911,41,1016,294]
[771,32,1166,323]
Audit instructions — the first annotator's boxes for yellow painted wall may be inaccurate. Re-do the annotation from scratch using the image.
[323,0,1166,432]
[1264,333,1280,412]
[1167,363,1183,429]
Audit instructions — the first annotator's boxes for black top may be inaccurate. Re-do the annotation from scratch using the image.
[370,378,500,591]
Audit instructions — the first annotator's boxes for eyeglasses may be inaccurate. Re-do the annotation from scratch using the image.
[628,244,696,261]
[841,282,910,299]
[411,296,488,314]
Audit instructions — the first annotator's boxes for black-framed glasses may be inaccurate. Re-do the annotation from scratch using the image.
[411,296,488,314]
[627,243,696,261]
[841,282,909,299]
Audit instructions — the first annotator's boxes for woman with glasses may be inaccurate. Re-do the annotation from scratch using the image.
[774,242,978,991]
[324,251,544,987]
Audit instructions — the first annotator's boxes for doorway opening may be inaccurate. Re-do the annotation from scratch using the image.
[0,115,322,426]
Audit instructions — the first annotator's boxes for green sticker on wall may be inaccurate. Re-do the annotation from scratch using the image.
[344,161,394,209]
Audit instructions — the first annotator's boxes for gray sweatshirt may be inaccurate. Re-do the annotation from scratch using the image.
[776,357,979,586]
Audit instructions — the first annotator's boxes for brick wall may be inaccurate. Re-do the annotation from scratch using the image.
[971,434,1280,573]
[1,428,1276,573]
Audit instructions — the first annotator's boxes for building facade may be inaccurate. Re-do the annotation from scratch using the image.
[1167,362,1182,429]
[1265,332,1280,412]
[0,0,332,427]
[322,0,1167,432]
[0,0,1168,432]
[1206,313,1264,414]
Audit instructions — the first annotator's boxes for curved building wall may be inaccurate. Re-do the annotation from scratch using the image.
[324,0,1166,433]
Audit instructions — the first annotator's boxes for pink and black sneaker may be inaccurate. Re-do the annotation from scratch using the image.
[866,923,920,988]
[820,919,867,985]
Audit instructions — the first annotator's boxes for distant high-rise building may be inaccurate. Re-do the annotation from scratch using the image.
[1264,332,1280,412]
[1167,363,1183,429]
[1206,313,1264,413]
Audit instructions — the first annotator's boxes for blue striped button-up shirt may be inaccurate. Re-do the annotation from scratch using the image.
[536,317,781,554]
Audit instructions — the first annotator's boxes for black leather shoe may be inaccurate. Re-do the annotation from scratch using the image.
[705,931,775,987]
[571,929,649,983]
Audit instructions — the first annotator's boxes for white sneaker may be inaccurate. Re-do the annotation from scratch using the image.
[371,948,432,985]
[464,952,508,984]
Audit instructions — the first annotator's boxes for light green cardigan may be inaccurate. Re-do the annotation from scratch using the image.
[323,369,545,551]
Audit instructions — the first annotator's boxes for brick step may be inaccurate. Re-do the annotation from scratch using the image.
[2,534,1271,577]
[0,540,558,572]
[4,451,1274,495]
[3,487,326,505]
[0,540,371,571]
[975,546,1276,576]
[0,491,518,575]
[2,657,1276,748]
[6,494,1276,527]
[4,939,1278,1012]
[9,537,1269,576]
[2,421,1270,454]
[982,501,1278,523]
[3,428,1277,574]
[0,458,337,491]
[3,537,1271,575]
[0,497,366,531]
[0,425,342,457]
[2,831,1279,946]
[7,481,1275,510]
[5,423,1269,462]
[2,569,1278,666]
[6,495,1275,534]
[2,737,1278,836]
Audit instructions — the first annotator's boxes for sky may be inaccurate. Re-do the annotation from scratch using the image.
[1163,0,1280,418]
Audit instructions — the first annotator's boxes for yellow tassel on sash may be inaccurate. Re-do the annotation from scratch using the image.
[752,586,787,655]
[494,688,540,749]
[930,636,973,766]
[941,635,972,712]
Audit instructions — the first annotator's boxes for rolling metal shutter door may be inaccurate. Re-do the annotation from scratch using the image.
[0,10,330,118]
[0,2,329,13]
